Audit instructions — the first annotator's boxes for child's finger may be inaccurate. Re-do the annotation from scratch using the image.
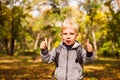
[86,39,90,45]
[45,38,47,45]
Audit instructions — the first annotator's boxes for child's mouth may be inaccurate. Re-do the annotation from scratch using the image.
[66,40,71,43]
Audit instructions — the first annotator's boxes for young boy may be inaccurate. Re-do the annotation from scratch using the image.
[40,18,95,80]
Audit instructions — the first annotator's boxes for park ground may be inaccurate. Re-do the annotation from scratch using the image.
[0,54,120,80]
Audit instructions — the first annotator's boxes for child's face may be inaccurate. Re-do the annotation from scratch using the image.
[61,27,78,45]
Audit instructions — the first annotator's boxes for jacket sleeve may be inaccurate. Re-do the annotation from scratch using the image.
[40,48,56,63]
[82,48,95,64]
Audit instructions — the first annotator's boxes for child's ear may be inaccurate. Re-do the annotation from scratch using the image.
[59,33,62,37]
[76,33,79,37]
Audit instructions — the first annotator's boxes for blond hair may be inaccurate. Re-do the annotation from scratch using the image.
[62,18,78,33]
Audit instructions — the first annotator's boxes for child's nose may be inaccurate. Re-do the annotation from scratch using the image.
[67,34,70,38]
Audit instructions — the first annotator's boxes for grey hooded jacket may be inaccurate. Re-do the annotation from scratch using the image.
[40,41,95,80]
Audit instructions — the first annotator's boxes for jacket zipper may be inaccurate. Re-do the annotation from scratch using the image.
[66,51,69,80]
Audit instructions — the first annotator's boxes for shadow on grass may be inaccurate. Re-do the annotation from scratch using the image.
[0,55,54,80]
[84,58,120,80]
[0,55,120,80]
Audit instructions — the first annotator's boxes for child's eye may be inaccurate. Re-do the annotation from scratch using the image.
[70,33,74,35]
[62,33,67,35]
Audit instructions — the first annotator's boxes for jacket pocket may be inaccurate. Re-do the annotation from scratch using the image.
[55,67,66,80]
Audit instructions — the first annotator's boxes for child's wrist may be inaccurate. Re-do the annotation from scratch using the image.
[41,48,47,51]
[86,51,93,57]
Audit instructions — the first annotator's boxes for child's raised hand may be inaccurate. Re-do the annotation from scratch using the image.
[86,39,93,52]
[40,38,48,50]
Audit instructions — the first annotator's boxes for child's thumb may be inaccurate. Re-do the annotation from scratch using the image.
[45,38,47,45]
[86,39,90,45]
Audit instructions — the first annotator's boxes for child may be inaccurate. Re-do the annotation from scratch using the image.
[40,18,95,80]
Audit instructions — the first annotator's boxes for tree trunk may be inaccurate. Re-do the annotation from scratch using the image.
[4,38,11,55]
[48,37,52,50]
[117,0,120,11]
[34,33,40,50]
[10,37,15,56]
[92,29,97,57]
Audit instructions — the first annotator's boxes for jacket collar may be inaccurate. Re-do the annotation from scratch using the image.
[59,40,81,49]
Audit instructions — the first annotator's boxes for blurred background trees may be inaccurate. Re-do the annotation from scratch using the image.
[0,0,120,58]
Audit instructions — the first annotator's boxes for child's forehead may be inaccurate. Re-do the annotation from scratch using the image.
[61,26,77,32]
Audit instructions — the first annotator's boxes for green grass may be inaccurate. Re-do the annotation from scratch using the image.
[0,55,120,80]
